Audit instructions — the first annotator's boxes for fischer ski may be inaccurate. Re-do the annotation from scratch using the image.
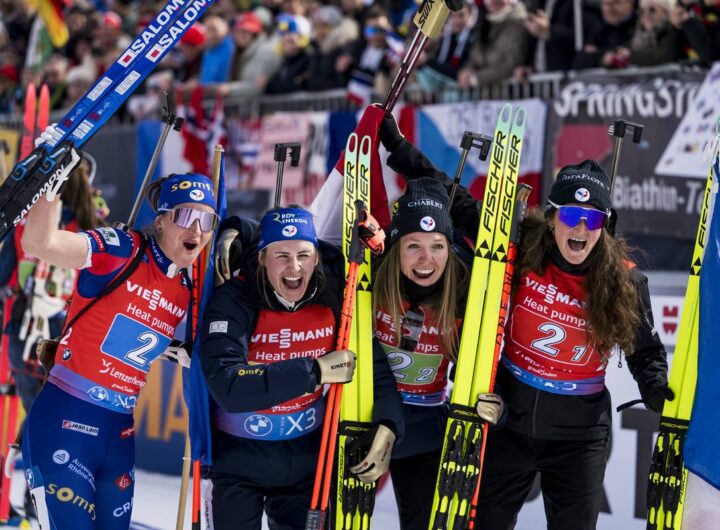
[0,0,216,241]
[336,133,376,530]
[646,153,716,530]
[429,104,527,530]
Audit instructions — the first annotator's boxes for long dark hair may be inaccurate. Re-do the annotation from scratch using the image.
[517,208,640,356]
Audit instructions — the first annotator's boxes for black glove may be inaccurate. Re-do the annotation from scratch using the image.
[378,112,404,151]
[641,384,675,413]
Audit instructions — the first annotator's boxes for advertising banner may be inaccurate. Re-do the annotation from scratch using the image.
[548,70,705,239]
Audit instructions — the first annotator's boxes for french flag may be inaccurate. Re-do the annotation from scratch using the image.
[309,105,390,244]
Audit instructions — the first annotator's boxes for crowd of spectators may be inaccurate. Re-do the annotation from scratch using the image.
[0,0,718,114]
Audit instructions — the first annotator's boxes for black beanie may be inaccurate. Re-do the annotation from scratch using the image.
[547,160,612,213]
[388,177,453,246]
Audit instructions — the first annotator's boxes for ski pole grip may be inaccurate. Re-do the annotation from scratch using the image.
[609,119,644,143]
[273,142,302,164]
[413,0,463,39]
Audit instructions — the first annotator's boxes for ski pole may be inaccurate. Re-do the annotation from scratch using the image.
[449,132,493,206]
[306,201,385,530]
[382,0,464,113]
[127,92,184,228]
[273,142,301,209]
[176,145,224,530]
[608,119,643,193]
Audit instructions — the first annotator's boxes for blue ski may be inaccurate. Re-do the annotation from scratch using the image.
[0,0,216,240]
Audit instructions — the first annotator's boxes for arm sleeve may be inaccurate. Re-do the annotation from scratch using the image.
[624,270,669,394]
[371,340,405,442]
[199,283,319,413]
[386,139,481,238]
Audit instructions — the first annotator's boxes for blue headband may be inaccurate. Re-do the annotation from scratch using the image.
[157,173,216,212]
[258,208,318,251]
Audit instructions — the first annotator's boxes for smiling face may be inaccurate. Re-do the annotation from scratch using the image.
[260,239,318,302]
[399,232,449,287]
[550,203,604,265]
[154,202,215,269]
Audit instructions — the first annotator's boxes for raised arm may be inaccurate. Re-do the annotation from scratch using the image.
[21,189,89,270]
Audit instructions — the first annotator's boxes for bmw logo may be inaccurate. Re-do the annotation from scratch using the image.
[420,216,436,231]
[88,386,110,402]
[25,469,34,488]
[62,349,72,361]
[575,188,590,202]
[282,225,298,237]
[244,415,273,437]
[52,450,70,465]
[189,189,205,201]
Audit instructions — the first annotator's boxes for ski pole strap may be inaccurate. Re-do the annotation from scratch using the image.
[615,398,644,412]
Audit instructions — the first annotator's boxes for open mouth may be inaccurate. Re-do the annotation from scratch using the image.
[183,241,198,251]
[412,268,435,280]
[282,276,303,290]
[568,238,587,252]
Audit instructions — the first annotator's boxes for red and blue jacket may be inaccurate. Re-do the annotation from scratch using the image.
[48,227,190,414]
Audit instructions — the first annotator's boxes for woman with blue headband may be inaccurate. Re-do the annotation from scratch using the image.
[200,206,404,530]
[20,152,218,530]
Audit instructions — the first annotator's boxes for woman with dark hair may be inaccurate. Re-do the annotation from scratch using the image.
[473,161,672,530]
[377,113,672,530]
[201,206,403,530]
[372,177,505,530]
[20,145,219,530]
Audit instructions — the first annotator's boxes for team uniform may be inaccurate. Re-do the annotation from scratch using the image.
[22,227,191,530]
[476,250,667,530]
[383,138,668,530]
[200,219,403,530]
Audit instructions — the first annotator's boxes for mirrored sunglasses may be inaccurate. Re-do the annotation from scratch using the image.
[548,200,609,231]
[161,207,218,233]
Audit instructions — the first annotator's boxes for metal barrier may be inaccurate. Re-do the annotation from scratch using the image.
[0,63,707,127]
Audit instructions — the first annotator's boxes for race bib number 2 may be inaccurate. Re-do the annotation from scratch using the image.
[386,349,443,385]
[100,314,171,372]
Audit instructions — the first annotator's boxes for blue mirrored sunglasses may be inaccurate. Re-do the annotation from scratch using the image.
[161,207,218,233]
[548,200,609,231]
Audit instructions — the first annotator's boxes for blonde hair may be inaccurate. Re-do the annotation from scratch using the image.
[373,240,467,362]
